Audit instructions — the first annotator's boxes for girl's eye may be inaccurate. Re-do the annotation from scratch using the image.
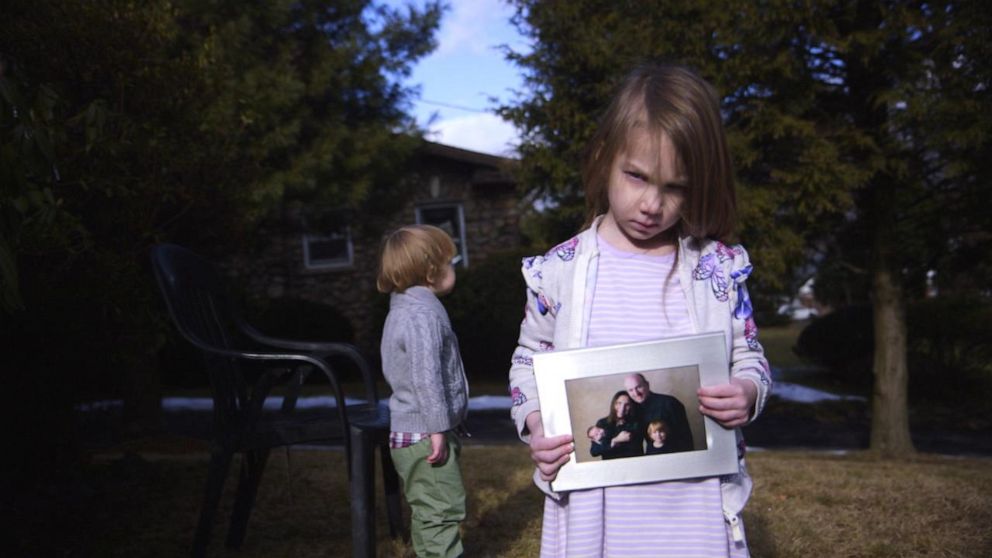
[623,170,648,182]
[665,182,688,192]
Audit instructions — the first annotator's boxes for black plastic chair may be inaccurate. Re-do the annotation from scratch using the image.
[150,243,402,558]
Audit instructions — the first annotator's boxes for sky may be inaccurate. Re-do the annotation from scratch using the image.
[383,0,528,156]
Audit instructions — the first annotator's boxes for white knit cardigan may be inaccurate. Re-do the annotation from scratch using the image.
[508,217,773,540]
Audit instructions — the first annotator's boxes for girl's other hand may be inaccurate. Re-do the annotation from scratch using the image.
[425,432,448,464]
[697,378,757,428]
[526,412,574,481]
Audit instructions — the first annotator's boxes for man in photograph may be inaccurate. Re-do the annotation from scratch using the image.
[624,373,695,453]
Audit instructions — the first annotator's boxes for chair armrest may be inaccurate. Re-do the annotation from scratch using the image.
[191,342,356,414]
[241,323,355,354]
[239,323,379,404]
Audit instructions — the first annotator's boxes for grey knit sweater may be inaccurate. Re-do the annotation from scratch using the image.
[380,286,469,434]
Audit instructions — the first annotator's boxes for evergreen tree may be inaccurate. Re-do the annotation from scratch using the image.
[500,0,992,456]
[0,0,441,452]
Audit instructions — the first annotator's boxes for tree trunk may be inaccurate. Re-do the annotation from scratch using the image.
[869,240,915,456]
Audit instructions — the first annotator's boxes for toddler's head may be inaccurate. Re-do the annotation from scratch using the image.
[647,420,669,445]
[582,62,736,241]
[376,224,457,294]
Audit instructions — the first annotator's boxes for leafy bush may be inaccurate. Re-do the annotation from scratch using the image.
[794,304,874,384]
[793,297,992,399]
[444,249,532,384]
[247,298,356,343]
[906,296,992,400]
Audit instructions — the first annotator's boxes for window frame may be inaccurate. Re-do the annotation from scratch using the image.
[302,226,354,271]
[415,203,469,267]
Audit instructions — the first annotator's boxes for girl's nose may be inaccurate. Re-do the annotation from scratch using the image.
[639,189,664,214]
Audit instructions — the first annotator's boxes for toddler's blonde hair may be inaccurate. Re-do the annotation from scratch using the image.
[647,420,669,435]
[376,224,457,293]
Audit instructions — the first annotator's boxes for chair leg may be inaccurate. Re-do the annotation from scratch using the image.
[379,442,404,539]
[349,425,375,558]
[225,448,271,549]
[192,449,234,558]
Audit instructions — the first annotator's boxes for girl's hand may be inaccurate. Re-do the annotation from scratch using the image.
[425,432,448,464]
[698,378,757,428]
[526,412,574,481]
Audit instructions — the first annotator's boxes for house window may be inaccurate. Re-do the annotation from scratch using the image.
[303,226,353,270]
[416,204,468,267]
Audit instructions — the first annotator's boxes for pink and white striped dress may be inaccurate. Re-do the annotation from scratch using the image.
[539,235,748,557]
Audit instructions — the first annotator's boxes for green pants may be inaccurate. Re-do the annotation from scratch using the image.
[390,433,465,558]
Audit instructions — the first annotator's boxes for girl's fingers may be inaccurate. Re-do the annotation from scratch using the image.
[699,395,746,412]
[698,383,743,399]
[530,433,575,481]
[534,433,574,450]
[532,440,574,464]
[699,404,749,427]
[537,451,573,481]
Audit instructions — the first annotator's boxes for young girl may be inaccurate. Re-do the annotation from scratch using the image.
[378,224,469,558]
[508,63,772,557]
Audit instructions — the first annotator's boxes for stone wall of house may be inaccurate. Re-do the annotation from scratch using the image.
[227,153,522,357]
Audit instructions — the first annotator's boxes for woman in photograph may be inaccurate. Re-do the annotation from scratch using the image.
[589,391,644,459]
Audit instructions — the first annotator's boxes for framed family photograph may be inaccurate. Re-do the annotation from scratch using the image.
[533,331,738,493]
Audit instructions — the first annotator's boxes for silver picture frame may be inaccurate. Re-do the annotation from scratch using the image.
[533,331,738,492]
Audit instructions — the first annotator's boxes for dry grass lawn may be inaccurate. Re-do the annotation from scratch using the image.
[30,442,990,557]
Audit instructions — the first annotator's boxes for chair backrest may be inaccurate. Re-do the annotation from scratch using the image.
[151,243,243,351]
[151,243,250,430]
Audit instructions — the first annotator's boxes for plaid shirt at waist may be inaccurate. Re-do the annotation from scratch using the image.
[389,431,430,449]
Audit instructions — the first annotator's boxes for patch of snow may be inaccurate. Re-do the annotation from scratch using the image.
[468,395,513,411]
[77,384,861,414]
[772,382,865,403]
[78,395,515,413]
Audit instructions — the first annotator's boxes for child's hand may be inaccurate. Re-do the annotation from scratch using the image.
[526,412,574,482]
[426,432,448,464]
[697,377,757,428]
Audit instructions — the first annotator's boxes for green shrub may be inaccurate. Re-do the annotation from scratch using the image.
[906,296,992,401]
[248,298,355,343]
[794,304,874,385]
[793,297,992,399]
[444,248,532,385]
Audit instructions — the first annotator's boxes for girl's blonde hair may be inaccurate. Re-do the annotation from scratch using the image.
[582,62,736,241]
[376,224,457,293]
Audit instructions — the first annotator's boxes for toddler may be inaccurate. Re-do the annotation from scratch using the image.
[378,224,469,558]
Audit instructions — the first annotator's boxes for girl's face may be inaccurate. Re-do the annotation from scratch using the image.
[600,129,686,254]
[613,395,632,418]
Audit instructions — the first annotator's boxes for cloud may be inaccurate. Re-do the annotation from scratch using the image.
[436,0,518,57]
[428,112,518,157]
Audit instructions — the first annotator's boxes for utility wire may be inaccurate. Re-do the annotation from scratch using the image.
[415,98,490,113]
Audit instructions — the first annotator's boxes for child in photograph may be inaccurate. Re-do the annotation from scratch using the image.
[586,425,608,458]
[378,224,469,558]
[508,62,773,557]
[645,420,674,455]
